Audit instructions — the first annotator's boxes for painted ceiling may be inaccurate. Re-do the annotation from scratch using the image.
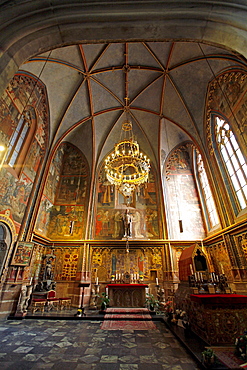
[20,41,246,172]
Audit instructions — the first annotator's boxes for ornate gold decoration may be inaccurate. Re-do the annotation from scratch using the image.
[104,122,150,199]
[205,70,247,155]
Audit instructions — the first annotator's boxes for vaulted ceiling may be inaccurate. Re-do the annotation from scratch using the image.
[20,41,246,173]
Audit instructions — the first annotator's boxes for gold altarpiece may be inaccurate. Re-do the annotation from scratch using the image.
[89,245,175,288]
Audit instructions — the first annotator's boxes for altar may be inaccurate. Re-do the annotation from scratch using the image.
[107,284,148,307]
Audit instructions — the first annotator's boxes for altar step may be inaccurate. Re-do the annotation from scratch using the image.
[103,307,154,321]
[101,307,157,329]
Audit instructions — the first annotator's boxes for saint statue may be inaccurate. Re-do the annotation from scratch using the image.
[194,249,207,271]
[123,209,132,238]
[43,255,55,281]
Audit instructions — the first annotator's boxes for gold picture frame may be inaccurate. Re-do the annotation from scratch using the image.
[11,242,34,266]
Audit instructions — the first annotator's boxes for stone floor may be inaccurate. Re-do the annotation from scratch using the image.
[0,318,201,370]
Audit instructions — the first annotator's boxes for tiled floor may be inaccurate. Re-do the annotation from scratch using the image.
[0,319,201,369]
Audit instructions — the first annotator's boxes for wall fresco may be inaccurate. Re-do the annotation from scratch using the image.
[0,73,48,226]
[95,167,160,240]
[165,144,205,240]
[36,143,89,240]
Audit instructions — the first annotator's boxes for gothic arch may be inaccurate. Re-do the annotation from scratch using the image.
[1,1,247,95]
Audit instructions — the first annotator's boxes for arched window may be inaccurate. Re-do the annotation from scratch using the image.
[0,225,5,241]
[6,111,31,168]
[214,115,247,210]
[196,152,219,230]
[0,222,11,277]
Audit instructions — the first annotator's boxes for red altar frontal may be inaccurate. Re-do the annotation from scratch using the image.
[107,284,148,307]
[188,294,247,345]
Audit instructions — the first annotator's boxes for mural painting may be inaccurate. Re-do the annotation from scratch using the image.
[0,169,33,224]
[0,73,48,226]
[165,144,205,240]
[36,143,89,240]
[95,166,160,240]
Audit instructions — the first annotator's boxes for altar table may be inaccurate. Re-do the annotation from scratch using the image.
[107,284,148,307]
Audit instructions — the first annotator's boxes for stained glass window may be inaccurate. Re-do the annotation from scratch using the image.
[215,116,247,210]
[196,152,219,229]
[7,112,30,168]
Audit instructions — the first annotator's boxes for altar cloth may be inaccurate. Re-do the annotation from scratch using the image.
[190,294,247,305]
[107,284,148,288]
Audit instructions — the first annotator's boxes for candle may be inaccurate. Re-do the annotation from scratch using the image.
[156,277,159,285]
[190,264,193,275]
[96,277,98,285]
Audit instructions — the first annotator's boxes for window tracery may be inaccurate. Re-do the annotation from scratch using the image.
[215,116,247,210]
[196,152,220,230]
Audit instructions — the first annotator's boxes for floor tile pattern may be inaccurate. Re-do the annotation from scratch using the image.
[0,319,201,369]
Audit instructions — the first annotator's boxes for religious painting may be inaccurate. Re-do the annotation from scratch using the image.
[36,142,89,240]
[165,144,205,240]
[24,139,43,181]
[0,73,49,227]
[34,195,53,235]
[91,246,164,283]
[11,242,34,266]
[55,145,88,205]
[95,165,160,240]
[0,169,33,224]
[44,145,65,203]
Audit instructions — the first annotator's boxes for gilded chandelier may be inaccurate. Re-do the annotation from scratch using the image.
[104,122,150,198]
